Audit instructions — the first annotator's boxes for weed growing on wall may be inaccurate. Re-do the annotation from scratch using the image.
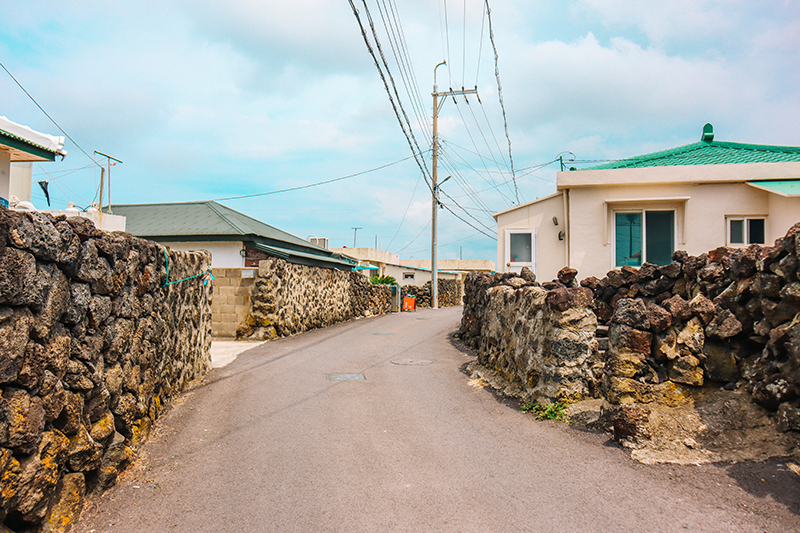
[521,401,570,422]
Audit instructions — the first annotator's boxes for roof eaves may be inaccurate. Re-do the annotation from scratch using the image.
[493,191,563,219]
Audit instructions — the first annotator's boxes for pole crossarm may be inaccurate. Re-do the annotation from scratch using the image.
[433,88,478,114]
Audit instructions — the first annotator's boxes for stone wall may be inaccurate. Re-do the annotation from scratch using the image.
[459,223,800,421]
[0,207,212,532]
[401,278,463,308]
[210,268,255,338]
[236,258,391,340]
[459,270,601,402]
[584,223,800,420]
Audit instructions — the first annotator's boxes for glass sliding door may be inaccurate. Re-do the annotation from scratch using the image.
[645,211,674,266]
[615,212,642,267]
[615,209,674,267]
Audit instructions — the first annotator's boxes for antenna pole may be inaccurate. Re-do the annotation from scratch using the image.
[93,151,123,214]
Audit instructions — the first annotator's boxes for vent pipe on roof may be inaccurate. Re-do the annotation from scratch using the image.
[701,123,714,142]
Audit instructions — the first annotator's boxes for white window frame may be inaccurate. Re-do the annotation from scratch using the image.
[726,216,767,246]
[504,228,537,274]
[612,208,677,267]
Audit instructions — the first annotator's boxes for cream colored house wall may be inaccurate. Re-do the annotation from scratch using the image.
[767,194,800,240]
[495,162,800,282]
[495,192,565,280]
[400,259,495,272]
[567,182,774,279]
[383,263,459,287]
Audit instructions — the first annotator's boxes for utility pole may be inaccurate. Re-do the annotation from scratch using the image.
[94,151,122,214]
[431,61,477,309]
[352,227,362,248]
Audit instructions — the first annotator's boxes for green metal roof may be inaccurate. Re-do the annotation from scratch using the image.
[114,201,355,270]
[0,128,59,161]
[578,124,800,171]
[114,201,313,245]
[250,243,355,269]
[747,179,800,197]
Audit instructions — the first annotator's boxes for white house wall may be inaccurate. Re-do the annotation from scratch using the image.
[165,241,244,268]
[495,192,565,280]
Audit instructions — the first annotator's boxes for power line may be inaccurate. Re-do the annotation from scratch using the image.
[349,0,433,191]
[395,219,431,253]
[212,153,420,202]
[440,202,496,239]
[484,0,517,204]
[385,171,423,250]
[0,60,101,169]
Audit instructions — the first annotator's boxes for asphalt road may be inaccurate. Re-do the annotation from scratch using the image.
[76,307,800,532]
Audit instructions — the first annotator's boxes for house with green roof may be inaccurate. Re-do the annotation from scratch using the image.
[494,124,800,280]
[113,200,356,271]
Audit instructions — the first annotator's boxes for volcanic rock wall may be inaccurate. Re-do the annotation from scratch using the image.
[0,207,212,532]
[459,270,601,402]
[459,223,800,421]
[236,258,392,340]
[586,223,800,422]
[401,278,462,308]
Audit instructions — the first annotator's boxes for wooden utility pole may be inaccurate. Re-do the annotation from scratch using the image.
[431,61,477,309]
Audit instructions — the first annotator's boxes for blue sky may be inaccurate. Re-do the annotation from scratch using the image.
[2,0,799,263]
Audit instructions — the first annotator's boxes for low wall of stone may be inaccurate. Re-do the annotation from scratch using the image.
[585,223,800,421]
[0,208,212,532]
[459,223,800,421]
[236,258,391,340]
[401,278,462,308]
[459,271,601,402]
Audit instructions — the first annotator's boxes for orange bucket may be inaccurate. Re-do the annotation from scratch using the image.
[402,296,417,311]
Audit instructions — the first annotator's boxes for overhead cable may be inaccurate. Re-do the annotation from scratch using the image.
[440,202,496,240]
[484,0,517,203]
[0,60,101,169]
[212,153,420,202]
[349,0,433,191]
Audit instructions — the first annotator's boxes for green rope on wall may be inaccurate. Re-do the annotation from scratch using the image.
[162,248,215,287]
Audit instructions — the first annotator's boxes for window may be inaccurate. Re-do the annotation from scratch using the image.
[509,232,532,263]
[403,272,415,280]
[727,217,765,246]
[615,210,675,267]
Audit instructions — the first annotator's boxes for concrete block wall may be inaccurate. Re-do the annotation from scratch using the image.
[211,268,256,338]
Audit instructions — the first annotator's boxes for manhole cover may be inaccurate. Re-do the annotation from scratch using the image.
[326,374,366,381]
[390,359,433,366]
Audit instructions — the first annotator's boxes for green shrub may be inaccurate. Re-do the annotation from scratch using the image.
[370,275,398,285]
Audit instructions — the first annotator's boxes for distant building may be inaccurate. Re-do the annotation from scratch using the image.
[114,201,355,270]
[495,124,800,280]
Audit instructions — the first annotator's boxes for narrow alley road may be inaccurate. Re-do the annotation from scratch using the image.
[76,307,799,532]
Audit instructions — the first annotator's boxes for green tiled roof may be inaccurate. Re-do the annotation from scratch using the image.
[579,126,800,171]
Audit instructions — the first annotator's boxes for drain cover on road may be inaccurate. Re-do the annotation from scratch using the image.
[326,374,366,381]
[372,333,394,336]
[390,359,432,366]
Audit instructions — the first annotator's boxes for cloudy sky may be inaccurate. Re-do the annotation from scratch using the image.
[2,0,799,263]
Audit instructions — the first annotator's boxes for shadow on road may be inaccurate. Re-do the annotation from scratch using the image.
[722,458,800,515]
